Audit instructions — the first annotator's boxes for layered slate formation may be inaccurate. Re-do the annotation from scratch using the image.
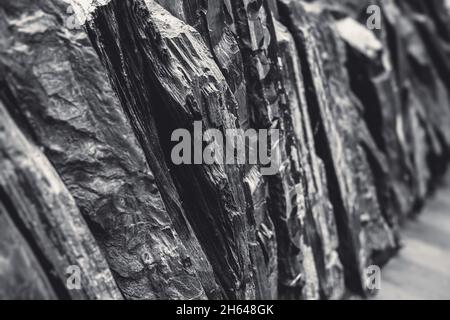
[0,0,449,299]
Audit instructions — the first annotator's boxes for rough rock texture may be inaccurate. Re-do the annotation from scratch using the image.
[229,0,321,299]
[332,0,450,219]
[82,0,255,299]
[336,14,414,223]
[274,18,344,300]
[153,0,281,299]
[383,0,450,200]
[0,101,122,300]
[0,0,215,300]
[278,0,397,295]
[0,0,449,300]
[0,201,56,300]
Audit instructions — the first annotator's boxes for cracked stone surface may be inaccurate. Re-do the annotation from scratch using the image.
[0,0,449,300]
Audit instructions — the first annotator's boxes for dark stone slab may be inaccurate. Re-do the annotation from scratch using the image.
[0,201,56,300]
[0,101,122,300]
[274,17,345,300]
[81,0,256,299]
[278,0,398,296]
[0,0,214,300]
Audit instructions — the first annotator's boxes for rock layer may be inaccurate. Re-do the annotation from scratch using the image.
[0,101,122,300]
[0,0,214,300]
[0,0,449,300]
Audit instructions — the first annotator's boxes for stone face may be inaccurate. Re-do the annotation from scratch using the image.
[383,0,450,192]
[0,0,449,300]
[332,0,450,219]
[335,15,414,222]
[229,0,317,300]
[404,0,450,92]
[228,0,346,300]
[154,0,279,300]
[0,101,122,300]
[0,0,214,300]
[274,17,344,300]
[82,0,255,299]
[278,0,397,295]
[0,202,56,300]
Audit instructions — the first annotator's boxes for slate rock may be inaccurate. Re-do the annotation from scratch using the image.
[81,0,256,299]
[0,0,214,300]
[0,101,122,300]
[278,0,397,296]
[0,201,56,300]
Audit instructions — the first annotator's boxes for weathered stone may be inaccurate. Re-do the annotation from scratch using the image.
[331,0,450,219]
[382,0,450,202]
[334,15,413,222]
[0,201,56,300]
[278,0,397,296]
[0,0,449,301]
[274,17,345,300]
[155,0,279,300]
[81,0,255,299]
[0,101,122,300]
[229,0,345,299]
[0,0,215,300]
